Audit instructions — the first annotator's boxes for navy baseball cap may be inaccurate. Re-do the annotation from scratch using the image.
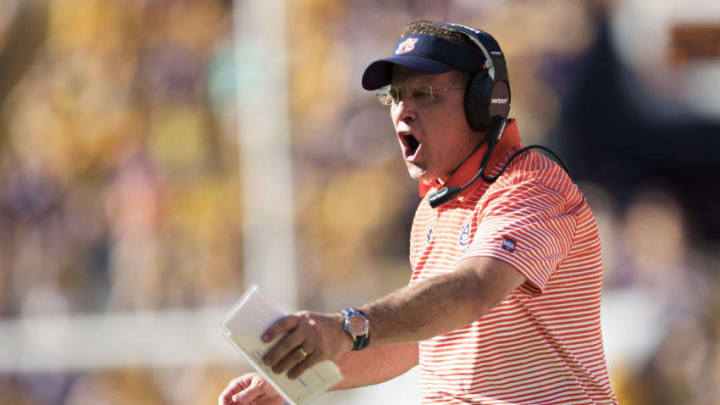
[361,34,486,90]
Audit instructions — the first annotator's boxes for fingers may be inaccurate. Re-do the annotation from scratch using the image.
[262,327,305,371]
[287,349,319,380]
[218,375,250,402]
[271,345,314,378]
[230,382,262,404]
[262,315,300,343]
[218,374,258,405]
[257,311,347,380]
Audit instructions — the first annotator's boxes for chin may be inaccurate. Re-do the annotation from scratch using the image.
[406,165,427,181]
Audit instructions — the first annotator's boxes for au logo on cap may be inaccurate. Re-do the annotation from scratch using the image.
[395,37,418,55]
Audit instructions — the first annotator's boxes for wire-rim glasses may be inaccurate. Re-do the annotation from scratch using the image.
[376,85,465,106]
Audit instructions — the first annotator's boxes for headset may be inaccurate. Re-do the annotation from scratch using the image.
[443,23,511,135]
[427,23,570,208]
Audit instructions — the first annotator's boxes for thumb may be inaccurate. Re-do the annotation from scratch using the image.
[231,378,265,403]
[232,390,261,403]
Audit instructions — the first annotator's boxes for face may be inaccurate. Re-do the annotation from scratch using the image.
[389,66,482,182]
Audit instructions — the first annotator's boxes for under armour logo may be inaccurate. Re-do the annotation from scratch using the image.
[502,238,516,252]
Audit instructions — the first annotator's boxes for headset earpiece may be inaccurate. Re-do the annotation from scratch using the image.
[428,24,570,209]
[441,23,510,134]
[464,68,494,132]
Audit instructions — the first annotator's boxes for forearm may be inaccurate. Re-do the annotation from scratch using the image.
[256,258,522,388]
[361,257,524,346]
[330,342,418,390]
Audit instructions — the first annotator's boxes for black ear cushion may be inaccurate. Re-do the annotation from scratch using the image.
[464,72,494,132]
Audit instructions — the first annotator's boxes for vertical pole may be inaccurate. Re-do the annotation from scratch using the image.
[233,0,297,311]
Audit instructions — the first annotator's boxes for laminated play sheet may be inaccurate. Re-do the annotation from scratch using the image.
[221,285,343,405]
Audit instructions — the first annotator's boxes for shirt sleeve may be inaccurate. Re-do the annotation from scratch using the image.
[460,179,578,295]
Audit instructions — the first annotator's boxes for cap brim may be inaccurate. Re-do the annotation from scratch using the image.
[361,55,457,90]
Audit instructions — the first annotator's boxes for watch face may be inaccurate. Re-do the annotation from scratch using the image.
[347,315,369,335]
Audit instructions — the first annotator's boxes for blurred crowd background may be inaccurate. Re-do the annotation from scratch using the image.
[1,0,719,404]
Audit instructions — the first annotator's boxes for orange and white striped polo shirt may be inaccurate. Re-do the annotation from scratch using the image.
[410,119,617,404]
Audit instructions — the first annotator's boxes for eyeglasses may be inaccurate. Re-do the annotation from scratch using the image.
[376,85,465,106]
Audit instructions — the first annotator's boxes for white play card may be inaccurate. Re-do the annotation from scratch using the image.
[221,285,344,405]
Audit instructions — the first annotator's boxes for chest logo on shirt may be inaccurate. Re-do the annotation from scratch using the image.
[502,237,516,252]
[426,227,432,242]
[458,222,471,247]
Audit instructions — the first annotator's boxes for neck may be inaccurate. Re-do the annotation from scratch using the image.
[435,134,487,185]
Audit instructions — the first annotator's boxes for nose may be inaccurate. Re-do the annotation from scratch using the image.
[391,98,416,126]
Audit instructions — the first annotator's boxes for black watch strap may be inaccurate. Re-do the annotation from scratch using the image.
[354,332,370,351]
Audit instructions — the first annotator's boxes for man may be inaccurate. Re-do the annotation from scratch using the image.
[220,21,617,404]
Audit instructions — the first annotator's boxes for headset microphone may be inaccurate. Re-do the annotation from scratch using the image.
[426,24,571,209]
[428,117,506,208]
[427,117,572,209]
[427,23,511,209]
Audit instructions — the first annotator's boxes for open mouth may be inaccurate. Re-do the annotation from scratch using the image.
[403,134,420,158]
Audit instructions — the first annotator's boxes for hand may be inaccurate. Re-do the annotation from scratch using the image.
[261,311,353,379]
[218,373,284,405]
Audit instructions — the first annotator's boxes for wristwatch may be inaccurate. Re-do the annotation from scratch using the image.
[341,307,370,351]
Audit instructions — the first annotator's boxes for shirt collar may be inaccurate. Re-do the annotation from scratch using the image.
[418,118,522,198]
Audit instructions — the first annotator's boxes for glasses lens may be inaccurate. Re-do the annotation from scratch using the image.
[412,85,434,103]
[377,86,393,105]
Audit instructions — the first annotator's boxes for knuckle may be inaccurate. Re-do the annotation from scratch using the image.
[270,318,283,329]
[270,316,293,333]
[272,318,287,331]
